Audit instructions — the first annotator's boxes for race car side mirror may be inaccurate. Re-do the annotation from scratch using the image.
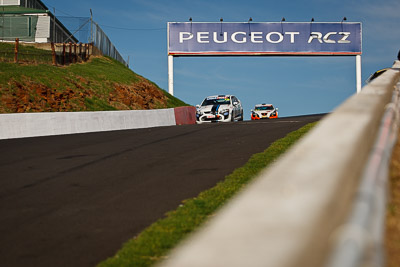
[233,102,238,106]
[196,105,200,108]
[276,108,279,111]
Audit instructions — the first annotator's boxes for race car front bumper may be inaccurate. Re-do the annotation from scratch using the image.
[251,113,278,120]
[196,113,231,123]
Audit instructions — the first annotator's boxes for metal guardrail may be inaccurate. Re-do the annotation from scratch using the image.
[327,68,400,267]
[158,60,400,267]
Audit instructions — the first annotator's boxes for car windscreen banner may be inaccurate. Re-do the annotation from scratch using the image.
[168,22,361,56]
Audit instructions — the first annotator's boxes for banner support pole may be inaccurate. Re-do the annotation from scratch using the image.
[168,55,174,95]
[356,55,362,93]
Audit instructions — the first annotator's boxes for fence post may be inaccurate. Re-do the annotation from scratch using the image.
[89,43,93,59]
[51,42,57,66]
[85,44,89,61]
[82,44,86,61]
[14,38,19,63]
[68,42,72,65]
[62,43,66,65]
[79,43,82,62]
[74,43,77,63]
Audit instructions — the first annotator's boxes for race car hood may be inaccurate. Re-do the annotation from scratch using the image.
[198,104,231,113]
[253,109,275,115]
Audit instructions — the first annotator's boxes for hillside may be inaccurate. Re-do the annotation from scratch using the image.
[0,43,188,113]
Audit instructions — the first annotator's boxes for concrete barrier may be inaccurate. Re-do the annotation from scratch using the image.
[158,61,400,267]
[174,106,196,125]
[0,107,196,140]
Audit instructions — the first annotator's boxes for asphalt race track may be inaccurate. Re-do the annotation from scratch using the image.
[0,114,324,267]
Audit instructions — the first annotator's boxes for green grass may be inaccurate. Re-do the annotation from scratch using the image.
[1,42,137,85]
[139,79,189,108]
[68,56,140,84]
[97,122,318,267]
[0,54,188,111]
[84,97,118,111]
[0,57,139,86]
[0,42,53,63]
[161,89,190,108]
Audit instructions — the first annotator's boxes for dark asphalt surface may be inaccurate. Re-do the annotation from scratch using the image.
[0,114,324,267]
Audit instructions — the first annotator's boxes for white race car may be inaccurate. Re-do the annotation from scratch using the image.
[196,95,244,124]
[251,104,278,120]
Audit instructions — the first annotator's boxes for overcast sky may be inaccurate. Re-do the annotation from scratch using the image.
[43,0,400,118]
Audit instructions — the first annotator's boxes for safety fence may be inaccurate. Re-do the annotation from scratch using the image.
[56,16,127,66]
[91,21,127,67]
[0,38,93,65]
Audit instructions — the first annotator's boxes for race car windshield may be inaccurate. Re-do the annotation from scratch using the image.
[255,106,274,111]
[202,98,231,106]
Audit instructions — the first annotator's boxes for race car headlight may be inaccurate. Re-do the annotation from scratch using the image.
[219,109,230,116]
[196,110,203,118]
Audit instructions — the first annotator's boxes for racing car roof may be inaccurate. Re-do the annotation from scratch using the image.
[255,103,274,107]
[366,68,389,84]
[206,95,232,100]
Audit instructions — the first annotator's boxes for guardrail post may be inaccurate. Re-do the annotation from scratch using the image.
[14,38,19,63]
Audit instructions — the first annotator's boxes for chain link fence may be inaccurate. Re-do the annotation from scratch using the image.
[56,16,91,43]
[91,21,127,66]
[57,16,127,66]
[1,14,127,66]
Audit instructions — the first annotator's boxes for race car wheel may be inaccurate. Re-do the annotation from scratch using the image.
[231,111,234,122]
[238,112,243,121]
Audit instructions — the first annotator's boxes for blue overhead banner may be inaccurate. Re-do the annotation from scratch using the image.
[168,22,362,56]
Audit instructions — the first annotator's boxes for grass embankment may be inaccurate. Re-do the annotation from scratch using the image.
[98,122,318,267]
[0,41,53,64]
[0,42,187,112]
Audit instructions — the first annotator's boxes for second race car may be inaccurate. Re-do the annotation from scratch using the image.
[251,104,278,120]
